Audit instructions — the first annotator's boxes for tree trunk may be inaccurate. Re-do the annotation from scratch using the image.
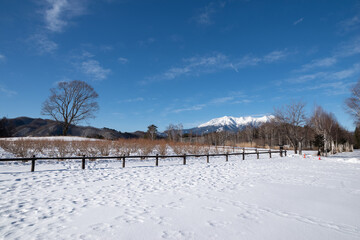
[62,123,69,136]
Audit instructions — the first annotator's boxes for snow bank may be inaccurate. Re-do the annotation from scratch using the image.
[0,151,360,239]
[0,136,98,141]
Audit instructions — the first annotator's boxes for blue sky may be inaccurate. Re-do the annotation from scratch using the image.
[0,0,359,132]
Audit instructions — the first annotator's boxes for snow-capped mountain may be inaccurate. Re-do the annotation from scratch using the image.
[185,115,274,134]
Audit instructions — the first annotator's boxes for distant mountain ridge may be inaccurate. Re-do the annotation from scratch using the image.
[185,115,274,134]
[1,117,141,139]
[1,115,273,139]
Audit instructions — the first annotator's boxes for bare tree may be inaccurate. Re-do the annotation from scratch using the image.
[244,125,255,147]
[274,101,308,154]
[41,80,99,136]
[165,123,183,142]
[345,80,360,125]
[310,106,337,156]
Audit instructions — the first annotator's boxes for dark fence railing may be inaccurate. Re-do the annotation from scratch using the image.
[0,149,287,172]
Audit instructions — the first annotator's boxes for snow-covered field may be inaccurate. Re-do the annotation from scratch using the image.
[1,150,360,240]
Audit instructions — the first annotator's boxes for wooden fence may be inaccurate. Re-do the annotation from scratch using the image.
[0,148,287,172]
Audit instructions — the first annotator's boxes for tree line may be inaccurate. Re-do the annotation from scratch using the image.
[2,79,360,157]
[194,104,353,156]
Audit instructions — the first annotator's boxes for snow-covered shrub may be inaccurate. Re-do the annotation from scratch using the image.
[0,139,40,158]
[156,140,168,156]
[97,140,112,156]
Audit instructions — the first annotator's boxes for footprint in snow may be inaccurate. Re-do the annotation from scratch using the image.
[207,220,231,228]
[161,230,195,239]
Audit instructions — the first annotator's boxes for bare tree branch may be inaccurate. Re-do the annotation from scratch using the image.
[41,80,99,136]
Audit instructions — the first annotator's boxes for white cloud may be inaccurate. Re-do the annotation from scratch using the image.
[195,2,216,25]
[288,63,360,83]
[0,54,5,62]
[263,50,289,63]
[138,38,156,47]
[232,49,290,70]
[44,0,87,32]
[337,15,360,34]
[147,49,291,83]
[233,55,261,69]
[194,1,227,26]
[293,17,304,25]
[118,57,129,64]
[172,104,206,113]
[299,57,337,72]
[100,45,114,52]
[305,81,355,96]
[336,36,360,57]
[331,63,360,80]
[0,85,17,97]
[149,53,228,81]
[81,59,111,81]
[29,33,58,54]
[210,96,234,104]
[118,97,144,103]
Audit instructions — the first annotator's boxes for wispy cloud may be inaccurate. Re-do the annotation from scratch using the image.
[231,49,291,70]
[337,15,360,34]
[298,57,337,72]
[193,1,228,26]
[335,36,360,57]
[80,59,111,81]
[293,36,360,73]
[263,50,290,63]
[100,45,114,52]
[118,57,129,64]
[43,0,88,32]
[288,63,360,83]
[233,55,261,68]
[72,50,111,81]
[138,38,156,47]
[210,96,234,104]
[172,104,206,113]
[293,17,304,25]
[195,2,217,25]
[332,63,360,80]
[118,97,144,103]
[169,91,252,115]
[303,81,355,96]
[0,54,5,62]
[28,33,58,54]
[147,53,228,82]
[0,85,17,97]
[147,49,291,83]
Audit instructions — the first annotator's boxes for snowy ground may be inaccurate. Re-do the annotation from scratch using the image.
[1,150,360,239]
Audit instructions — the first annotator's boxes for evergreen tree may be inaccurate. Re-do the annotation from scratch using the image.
[146,124,158,140]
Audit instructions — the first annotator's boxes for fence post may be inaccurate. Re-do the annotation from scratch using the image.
[156,154,159,166]
[122,156,126,168]
[226,153,228,162]
[183,154,186,165]
[256,149,259,159]
[31,155,36,172]
[82,155,86,169]
[207,154,209,163]
[269,150,272,158]
[242,148,245,160]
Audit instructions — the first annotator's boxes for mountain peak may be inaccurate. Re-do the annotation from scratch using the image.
[198,115,273,128]
[184,115,274,134]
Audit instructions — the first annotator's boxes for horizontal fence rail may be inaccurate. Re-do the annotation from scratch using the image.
[0,148,287,172]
